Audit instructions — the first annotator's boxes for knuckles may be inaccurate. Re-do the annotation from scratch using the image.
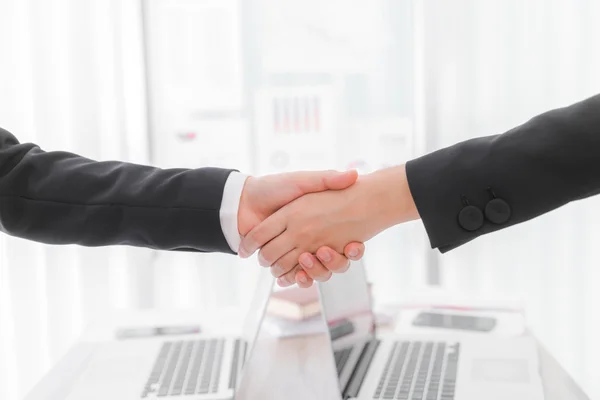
[290,222,322,249]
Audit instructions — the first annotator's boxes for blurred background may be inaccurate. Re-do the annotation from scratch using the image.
[1,0,600,399]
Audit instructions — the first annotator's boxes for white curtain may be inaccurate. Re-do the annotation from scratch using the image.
[0,0,153,398]
[0,2,267,398]
[415,0,600,397]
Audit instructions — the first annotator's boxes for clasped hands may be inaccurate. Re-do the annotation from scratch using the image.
[236,166,415,288]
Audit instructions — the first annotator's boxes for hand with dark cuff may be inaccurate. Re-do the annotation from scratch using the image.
[239,93,600,287]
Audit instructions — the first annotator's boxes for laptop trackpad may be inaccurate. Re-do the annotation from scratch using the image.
[471,359,530,383]
[460,357,543,400]
[65,355,149,400]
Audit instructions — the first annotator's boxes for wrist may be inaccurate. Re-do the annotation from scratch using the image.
[363,164,419,230]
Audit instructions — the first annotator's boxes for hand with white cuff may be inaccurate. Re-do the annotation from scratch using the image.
[238,165,419,287]
[235,170,366,287]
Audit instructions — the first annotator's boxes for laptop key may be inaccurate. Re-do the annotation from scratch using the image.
[169,341,193,396]
[198,339,217,394]
[185,341,205,394]
[140,338,229,398]
[158,341,182,396]
[211,339,225,393]
[372,341,460,400]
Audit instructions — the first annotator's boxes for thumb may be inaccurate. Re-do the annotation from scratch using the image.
[289,169,358,194]
[322,169,358,190]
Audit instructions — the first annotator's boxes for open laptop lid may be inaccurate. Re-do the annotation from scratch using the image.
[317,260,376,397]
[235,267,274,390]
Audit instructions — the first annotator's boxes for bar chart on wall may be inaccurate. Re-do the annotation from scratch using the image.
[255,86,337,175]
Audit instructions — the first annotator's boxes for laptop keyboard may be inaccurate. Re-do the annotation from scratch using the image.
[373,341,460,400]
[334,347,354,375]
[228,339,243,390]
[141,339,226,398]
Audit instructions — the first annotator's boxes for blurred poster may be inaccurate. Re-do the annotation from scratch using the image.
[145,0,243,112]
[255,86,337,174]
[260,0,388,73]
[151,118,251,172]
[338,117,414,173]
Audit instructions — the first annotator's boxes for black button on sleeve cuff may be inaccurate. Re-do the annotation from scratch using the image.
[458,205,484,231]
[485,198,511,224]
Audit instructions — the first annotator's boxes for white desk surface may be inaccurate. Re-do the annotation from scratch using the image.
[24,308,590,400]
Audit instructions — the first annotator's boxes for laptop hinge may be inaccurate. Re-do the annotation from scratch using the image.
[343,339,381,399]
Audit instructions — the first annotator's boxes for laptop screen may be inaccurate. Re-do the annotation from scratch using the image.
[318,260,376,392]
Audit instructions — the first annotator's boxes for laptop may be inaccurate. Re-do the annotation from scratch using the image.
[317,261,545,400]
[64,268,274,400]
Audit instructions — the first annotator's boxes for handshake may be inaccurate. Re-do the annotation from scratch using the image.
[235,166,419,288]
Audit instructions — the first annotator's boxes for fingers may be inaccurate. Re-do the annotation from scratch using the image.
[278,250,340,288]
[276,265,302,287]
[278,242,365,288]
[284,241,366,286]
[343,242,365,261]
[269,244,364,287]
[306,247,349,274]
[277,265,316,288]
[268,248,301,278]
[295,242,365,283]
[298,253,333,282]
[294,269,314,289]
[257,233,295,269]
[239,212,287,258]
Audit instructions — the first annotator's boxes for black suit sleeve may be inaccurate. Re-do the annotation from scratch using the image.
[406,93,600,253]
[0,127,236,253]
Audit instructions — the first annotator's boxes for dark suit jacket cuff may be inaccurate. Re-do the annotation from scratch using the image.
[406,93,600,253]
[405,137,499,252]
[169,168,238,254]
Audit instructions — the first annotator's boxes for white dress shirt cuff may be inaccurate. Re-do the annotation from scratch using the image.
[220,171,248,253]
